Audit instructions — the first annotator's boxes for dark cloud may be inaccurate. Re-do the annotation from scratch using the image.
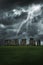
[15,12,27,19]
[0,0,43,9]
[0,10,28,25]
[27,24,38,37]
[0,3,43,40]
[32,15,42,23]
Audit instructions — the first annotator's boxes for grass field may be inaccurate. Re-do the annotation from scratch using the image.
[0,46,43,65]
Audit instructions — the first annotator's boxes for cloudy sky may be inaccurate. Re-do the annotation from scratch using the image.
[0,0,43,40]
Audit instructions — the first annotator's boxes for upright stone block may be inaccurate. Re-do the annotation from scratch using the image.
[4,39,19,46]
[14,39,19,46]
[21,39,26,46]
[4,40,11,46]
[29,38,36,46]
[37,39,41,46]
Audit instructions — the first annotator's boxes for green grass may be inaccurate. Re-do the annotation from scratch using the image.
[0,46,43,65]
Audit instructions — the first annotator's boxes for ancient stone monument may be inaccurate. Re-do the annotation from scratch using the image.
[29,38,36,46]
[37,39,41,46]
[21,39,26,46]
[4,39,19,46]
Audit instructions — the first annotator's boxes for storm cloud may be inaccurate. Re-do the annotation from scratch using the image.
[0,3,43,40]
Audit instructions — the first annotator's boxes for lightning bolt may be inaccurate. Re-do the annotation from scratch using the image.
[16,4,42,33]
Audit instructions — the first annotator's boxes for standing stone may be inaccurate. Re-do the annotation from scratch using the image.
[21,39,26,46]
[4,40,11,46]
[37,39,41,46]
[4,39,19,46]
[14,39,19,46]
[29,38,36,46]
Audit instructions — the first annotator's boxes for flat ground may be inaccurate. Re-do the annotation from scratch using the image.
[0,46,43,65]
